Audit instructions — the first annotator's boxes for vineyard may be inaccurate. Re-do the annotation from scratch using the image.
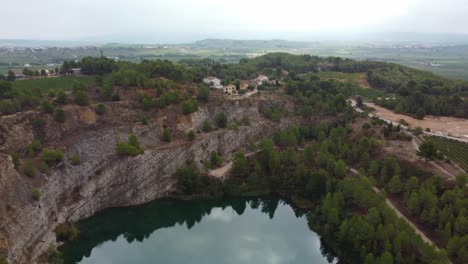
[429,136,468,172]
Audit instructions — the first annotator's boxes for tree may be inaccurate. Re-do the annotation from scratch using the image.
[187,130,196,141]
[55,91,68,104]
[0,80,12,98]
[455,173,467,187]
[417,140,440,161]
[334,160,347,178]
[197,86,210,102]
[415,107,425,120]
[74,91,90,106]
[7,70,16,81]
[216,112,228,128]
[306,169,328,199]
[41,100,55,113]
[356,96,364,107]
[116,134,144,156]
[232,151,248,177]
[388,175,403,194]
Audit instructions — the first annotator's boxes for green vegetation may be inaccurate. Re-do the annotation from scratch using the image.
[32,188,41,201]
[54,108,65,123]
[0,256,7,264]
[430,136,468,171]
[216,112,228,128]
[70,153,81,166]
[41,149,64,165]
[187,130,196,141]
[95,103,106,115]
[116,134,144,156]
[417,140,444,161]
[12,76,95,93]
[24,161,36,178]
[203,152,223,169]
[181,100,198,115]
[202,120,212,132]
[56,223,79,242]
[160,128,171,142]
[174,121,450,263]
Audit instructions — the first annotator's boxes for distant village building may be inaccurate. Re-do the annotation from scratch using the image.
[67,68,82,75]
[203,76,223,89]
[223,85,237,95]
[256,75,269,85]
[239,80,253,90]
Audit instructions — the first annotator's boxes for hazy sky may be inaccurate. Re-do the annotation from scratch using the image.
[1,0,467,42]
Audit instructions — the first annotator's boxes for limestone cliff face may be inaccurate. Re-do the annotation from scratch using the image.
[0,99,298,263]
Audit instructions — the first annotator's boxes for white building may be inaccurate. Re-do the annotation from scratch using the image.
[256,75,269,85]
[203,76,222,87]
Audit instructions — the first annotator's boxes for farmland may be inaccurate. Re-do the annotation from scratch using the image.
[430,136,468,172]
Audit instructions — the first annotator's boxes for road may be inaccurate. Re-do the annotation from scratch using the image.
[349,99,468,143]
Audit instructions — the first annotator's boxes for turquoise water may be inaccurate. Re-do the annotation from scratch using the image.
[61,198,336,264]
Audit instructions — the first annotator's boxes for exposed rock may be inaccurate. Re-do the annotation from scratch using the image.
[0,98,301,263]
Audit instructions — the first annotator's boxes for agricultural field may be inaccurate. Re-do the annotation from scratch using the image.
[430,136,468,172]
[3,39,468,80]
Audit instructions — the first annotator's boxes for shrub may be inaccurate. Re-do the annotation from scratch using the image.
[24,161,36,178]
[216,112,228,128]
[70,152,81,166]
[414,126,423,135]
[202,120,212,132]
[362,123,371,130]
[181,100,198,115]
[0,256,7,264]
[242,116,251,126]
[41,148,64,165]
[38,161,49,173]
[26,140,43,157]
[95,103,106,115]
[41,100,55,113]
[55,91,68,104]
[74,91,90,106]
[31,117,46,127]
[48,244,63,264]
[210,152,223,168]
[11,153,20,169]
[187,130,196,141]
[56,223,79,241]
[32,188,41,201]
[197,86,210,102]
[54,108,65,123]
[162,128,171,142]
[140,115,148,125]
[116,134,144,156]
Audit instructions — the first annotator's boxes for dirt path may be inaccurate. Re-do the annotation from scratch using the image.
[209,151,259,178]
[349,168,437,247]
[366,102,468,141]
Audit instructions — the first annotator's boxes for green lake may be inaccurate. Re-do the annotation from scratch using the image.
[61,198,337,264]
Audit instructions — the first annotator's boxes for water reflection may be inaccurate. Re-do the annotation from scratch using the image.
[62,198,335,264]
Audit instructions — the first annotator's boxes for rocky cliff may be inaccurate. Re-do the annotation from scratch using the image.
[0,98,301,263]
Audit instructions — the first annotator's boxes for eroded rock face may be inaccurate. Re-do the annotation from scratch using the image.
[0,99,299,263]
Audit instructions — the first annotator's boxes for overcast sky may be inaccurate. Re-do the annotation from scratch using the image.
[1,0,467,43]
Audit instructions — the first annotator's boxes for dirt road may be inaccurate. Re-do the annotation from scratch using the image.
[349,168,437,247]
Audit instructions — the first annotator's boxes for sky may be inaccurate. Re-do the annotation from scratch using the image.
[1,0,467,43]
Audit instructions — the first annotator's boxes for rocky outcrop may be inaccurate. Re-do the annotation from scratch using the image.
[0,99,299,263]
